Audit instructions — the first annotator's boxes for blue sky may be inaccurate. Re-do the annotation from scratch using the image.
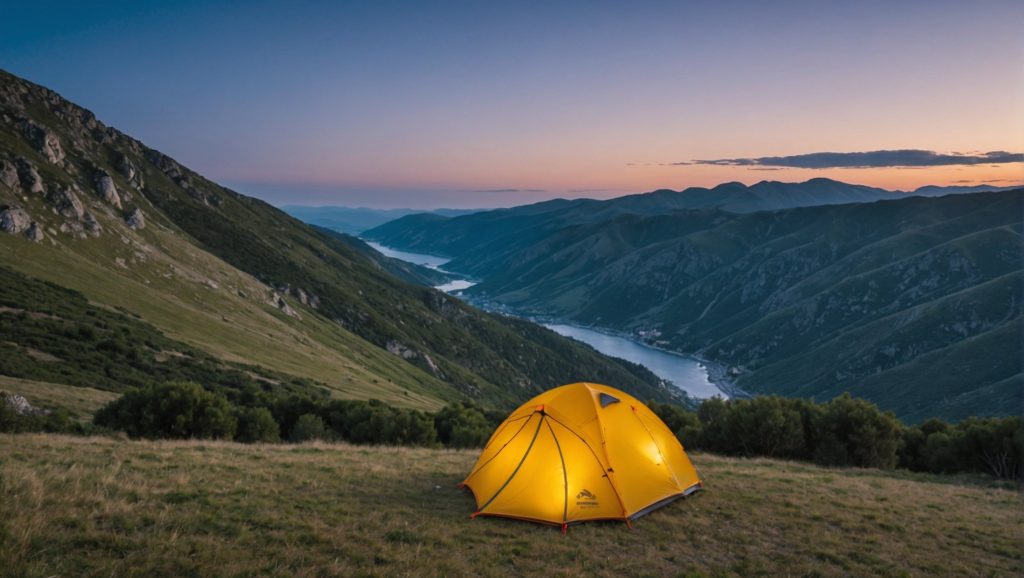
[2,0,1021,207]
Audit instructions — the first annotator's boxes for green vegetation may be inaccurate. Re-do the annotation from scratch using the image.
[10,377,1018,482]
[650,395,1023,480]
[93,382,239,440]
[82,381,487,448]
[0,264,324,398]
[1,434,1020,577]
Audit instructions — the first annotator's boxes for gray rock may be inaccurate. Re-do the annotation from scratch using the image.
[20,119,65,164]
[0,159,19,189]
[267,291,300,318]
[117,153,136,180]
[126,207,146,230]
[1,390,49,416]
[0,205,31,234]
[83,211,103,237]
[95,171,122,209]
[48,187,85,219]
[25,222,44,242]
[386,340,418,360]
[14,157,44,194]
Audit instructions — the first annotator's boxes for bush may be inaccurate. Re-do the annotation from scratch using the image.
[93,381,237,440]
[900,416,1022,480]
[235,406,280,443]
[290,413,329,442]
[812,394,901,469]
[434,402,493,448]
[727,397,807,459]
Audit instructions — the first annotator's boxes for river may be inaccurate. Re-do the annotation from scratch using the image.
[362,240,728,399]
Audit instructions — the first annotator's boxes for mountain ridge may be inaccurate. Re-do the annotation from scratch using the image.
[0,68,678,410]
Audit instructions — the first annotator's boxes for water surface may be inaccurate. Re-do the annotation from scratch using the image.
[363,241,728,398]
[543,324,726,399]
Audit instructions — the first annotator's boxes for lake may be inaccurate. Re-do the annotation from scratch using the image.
[362,240,728,399]
[542,324,725,399]
[364,241,451,270]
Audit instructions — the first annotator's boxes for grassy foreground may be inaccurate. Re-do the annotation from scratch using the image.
[1,435,1020,577]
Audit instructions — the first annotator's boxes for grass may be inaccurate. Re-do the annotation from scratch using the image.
[2,435,1020,577]
[0,229,455,411]
[0,376,117,421]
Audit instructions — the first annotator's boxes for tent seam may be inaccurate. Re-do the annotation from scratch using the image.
[545,419,569,526]
[585,384,632,520]
[475,413,545,514]
[463,413,534,484]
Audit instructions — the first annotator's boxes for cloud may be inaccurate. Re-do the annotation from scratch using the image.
[472,188,547,193]
[691,149,1024,169]
[566,188,609,193]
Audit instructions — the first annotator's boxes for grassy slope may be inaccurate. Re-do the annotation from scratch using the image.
[0,376,116,421]
[0,234,455,410]
[2,435,1020,577]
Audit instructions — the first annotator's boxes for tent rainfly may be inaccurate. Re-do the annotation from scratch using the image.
[461,382,702,532]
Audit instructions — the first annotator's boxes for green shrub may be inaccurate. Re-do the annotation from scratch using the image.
[290,413,329,442]
[812,394,901,469]
[235,406,281,443]
[93,381,237,440]
[434,402,492,448]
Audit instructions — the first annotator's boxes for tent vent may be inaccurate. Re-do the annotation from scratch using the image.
[599,393,620,408]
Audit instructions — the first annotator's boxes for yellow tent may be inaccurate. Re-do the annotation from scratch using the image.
[461,382,702,531]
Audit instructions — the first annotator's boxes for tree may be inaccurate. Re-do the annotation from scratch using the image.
[290,413,329,442]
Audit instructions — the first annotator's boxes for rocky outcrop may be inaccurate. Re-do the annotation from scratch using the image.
[0,159,19,189]
[117,152,136,180]
[1,390,49,416]
[20,119,65,164]
[83,211,103,237]
[25,222,44,242]
[116,153,143,191]
[0,205,31,234]
[126,207,145,230]
[386,340,418,360]
[95,171,122,209]
[15,157,44,194]
[267,291,300,318]
[48,186,85,219]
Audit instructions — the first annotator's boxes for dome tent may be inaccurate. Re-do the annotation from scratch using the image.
[461,382,702,532]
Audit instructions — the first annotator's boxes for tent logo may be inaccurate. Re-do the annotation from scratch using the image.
[576,489,599,508]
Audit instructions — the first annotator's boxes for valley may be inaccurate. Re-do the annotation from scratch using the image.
[358,240,731,400]
[365,187,1024,422]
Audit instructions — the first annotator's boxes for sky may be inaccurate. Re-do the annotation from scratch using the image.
[2,0,1022,208]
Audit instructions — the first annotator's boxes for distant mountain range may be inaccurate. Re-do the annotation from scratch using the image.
[366,181,1024,422]
[0,68,678,412]
[281,205,479,234]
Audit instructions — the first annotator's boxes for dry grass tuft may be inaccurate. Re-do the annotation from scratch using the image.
[1,434,1020,577]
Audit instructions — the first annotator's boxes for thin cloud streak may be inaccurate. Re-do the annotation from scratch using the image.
[689,150,1024,169]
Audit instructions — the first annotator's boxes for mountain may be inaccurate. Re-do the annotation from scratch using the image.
[370,185,1023,422]
[911,184,1024,197]
[281,205,479,234]
[364,178,1014,261]
[0,68,679,411]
